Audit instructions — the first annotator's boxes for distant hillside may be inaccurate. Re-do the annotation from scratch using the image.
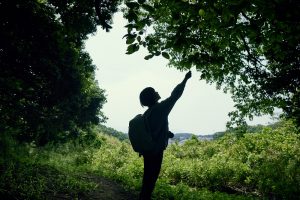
[198,134,215,140]
[97,122,280,143]
[170,133,215,144]
[218,121,281,137]
[97,124,128,141]
[172,133,194,141]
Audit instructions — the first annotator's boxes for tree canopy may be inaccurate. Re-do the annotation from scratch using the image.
[123,0,300,127]
[0,0,121,145]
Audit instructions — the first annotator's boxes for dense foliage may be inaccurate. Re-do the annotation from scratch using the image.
[93,120,300,199]
[2,121,297,199]
[122,0,300,127]
[0,0,121,145]
[1,1,299,199]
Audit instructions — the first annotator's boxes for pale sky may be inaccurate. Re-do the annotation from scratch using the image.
[85,12,273,135]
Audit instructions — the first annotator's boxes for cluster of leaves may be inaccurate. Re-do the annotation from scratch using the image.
[122,0,300,127]
[0,0,121,145]
[94,0,121,32]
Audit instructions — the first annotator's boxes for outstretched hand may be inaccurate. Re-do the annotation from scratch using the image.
[185,71,192,80]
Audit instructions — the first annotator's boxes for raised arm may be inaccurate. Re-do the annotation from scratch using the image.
[171,71,192,100]
[158,71,192,116]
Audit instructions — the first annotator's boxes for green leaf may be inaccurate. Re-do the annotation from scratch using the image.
[144,54,154,60]
[126,44,135,54]
[198,9,205,16]
[154,51,161,56]
[162,52,170,59]
[126,2,140,9]
[138,0,146,4]
[122,33,129,39]
[142,4,155,13]
[126,10,138,22]
[126,37,135,44]
[124,24,133,28]
[136,21,146,31]
[200,73,206,79]
[126,43,140,54]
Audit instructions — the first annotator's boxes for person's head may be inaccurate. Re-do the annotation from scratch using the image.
[139,87,161,107]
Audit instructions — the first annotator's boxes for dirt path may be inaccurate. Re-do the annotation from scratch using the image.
[81,175,139,200]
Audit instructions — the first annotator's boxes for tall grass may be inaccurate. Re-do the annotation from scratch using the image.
[0,134,98,199]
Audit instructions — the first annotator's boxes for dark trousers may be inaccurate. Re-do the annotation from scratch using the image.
[139,151,164,200]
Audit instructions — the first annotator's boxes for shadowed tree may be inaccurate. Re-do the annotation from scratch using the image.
[122,0,300,128]
[0,0,121,145]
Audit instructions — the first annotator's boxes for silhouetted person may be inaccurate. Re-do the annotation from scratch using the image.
[138,71,192,200]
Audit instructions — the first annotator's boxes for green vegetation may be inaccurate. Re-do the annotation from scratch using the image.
[0,0,121,145]
[97,124,129,141]
[1,1,300,199]
[1,121,299,199]
[0,135,98,199]
[123,0,300,127]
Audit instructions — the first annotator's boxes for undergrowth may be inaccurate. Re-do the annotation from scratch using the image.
[0,135,97,199]
[1,120,299,199]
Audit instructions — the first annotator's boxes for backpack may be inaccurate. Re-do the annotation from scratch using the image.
[128,113,157,154]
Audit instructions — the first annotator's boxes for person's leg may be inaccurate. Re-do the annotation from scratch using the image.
[151,151,163,185]
[139,151,163,200]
